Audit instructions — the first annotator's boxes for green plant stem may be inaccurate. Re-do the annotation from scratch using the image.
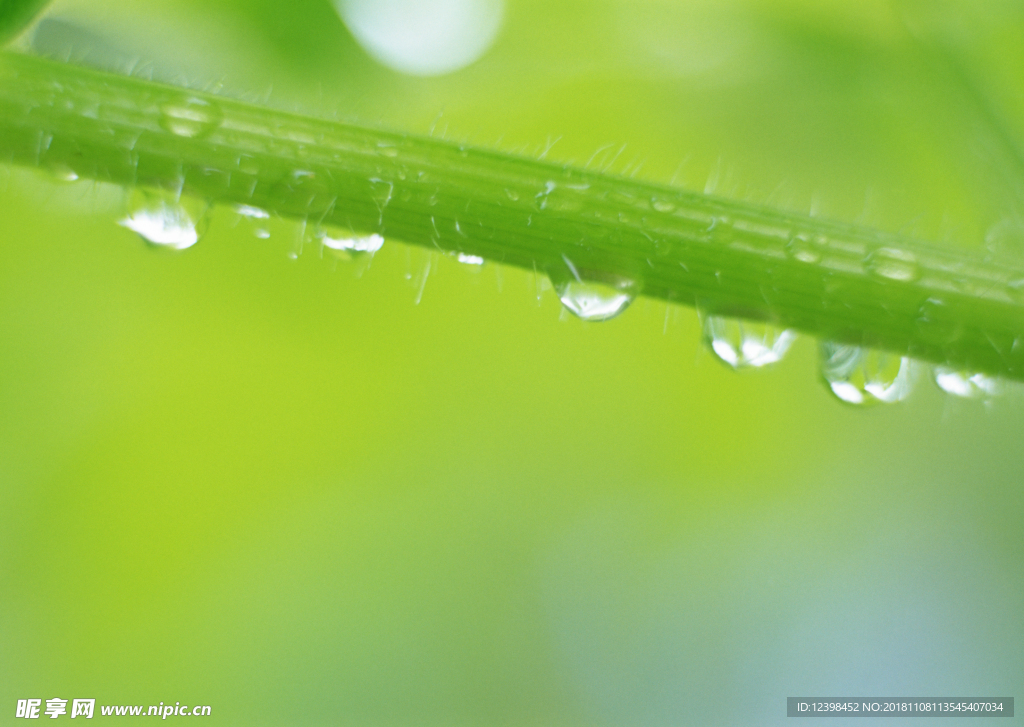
[2,51,1023,380]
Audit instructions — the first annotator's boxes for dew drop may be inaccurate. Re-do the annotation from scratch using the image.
[651,197,676,213]
[702,316,796,369]
[159,96,224,139]
[321,231,384,257]
[118,189,208,250]
[457,253,484,266]
[786,233,820,264]
[932,367,1001,400]
[549,257,639,322]
[867,247,918,282]
[505,188,520,201]
[555,279,636,321]
[819,341,915,405]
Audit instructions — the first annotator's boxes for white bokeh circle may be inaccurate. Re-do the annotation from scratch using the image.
[334,0,504,76]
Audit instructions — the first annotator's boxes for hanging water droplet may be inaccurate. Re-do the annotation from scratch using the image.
[932,367,1001,399]
[549,256,639,322]
[118,189,209,250]
[819,342,915,405]
[318,225,384,267]
[457,253,484,266]
[867,247,919,282]
[555,280,636,321]
[702,316,797,369]
[234,204,271,239]
[159,96,223,139]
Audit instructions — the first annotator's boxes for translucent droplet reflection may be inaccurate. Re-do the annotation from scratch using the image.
[118,190,208,251]
[554,279,636,321]
[703,316,796,370]
[819,341,915,405]
[319,232,385,260]
[457,253,484,266]
[867,247,919,282]
[651,197,676,213]
[549,258,638,322]
[159,96,223,139]
[334,0,504,77]
[932,367,1001,400]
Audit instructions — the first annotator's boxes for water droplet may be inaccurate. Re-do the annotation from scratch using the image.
[505,188,519,202]
[555,279,637,321]
[819,342,915,405]
[702,316,796,369]
[786,233,820,264]
[159,96,223,139]
[549,256,639,322]
[118,189,208,250]
[867,247,919,282]
[319,230,385,260]
[457,253,484,266]
[234,204,271,239]
[651,197,676,213]
[932,367,1001,399]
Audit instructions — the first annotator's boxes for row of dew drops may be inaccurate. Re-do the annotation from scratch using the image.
[76,170,1006,407]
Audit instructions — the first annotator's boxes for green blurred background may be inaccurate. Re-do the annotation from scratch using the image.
[1,0,1023,724]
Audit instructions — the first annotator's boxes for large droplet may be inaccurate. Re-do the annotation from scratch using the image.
[932,367,1001,400]
[786,233,821,264]
[317,225,385,275]
[159,96,223,139]
[702,316,797,369]
[320,230,385,259]
[334,0,504,77]
[118,189,209,251]
[819,341,915,405]
[867,247,919,282]
[650,197,676,213]
[549,257,639,322]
